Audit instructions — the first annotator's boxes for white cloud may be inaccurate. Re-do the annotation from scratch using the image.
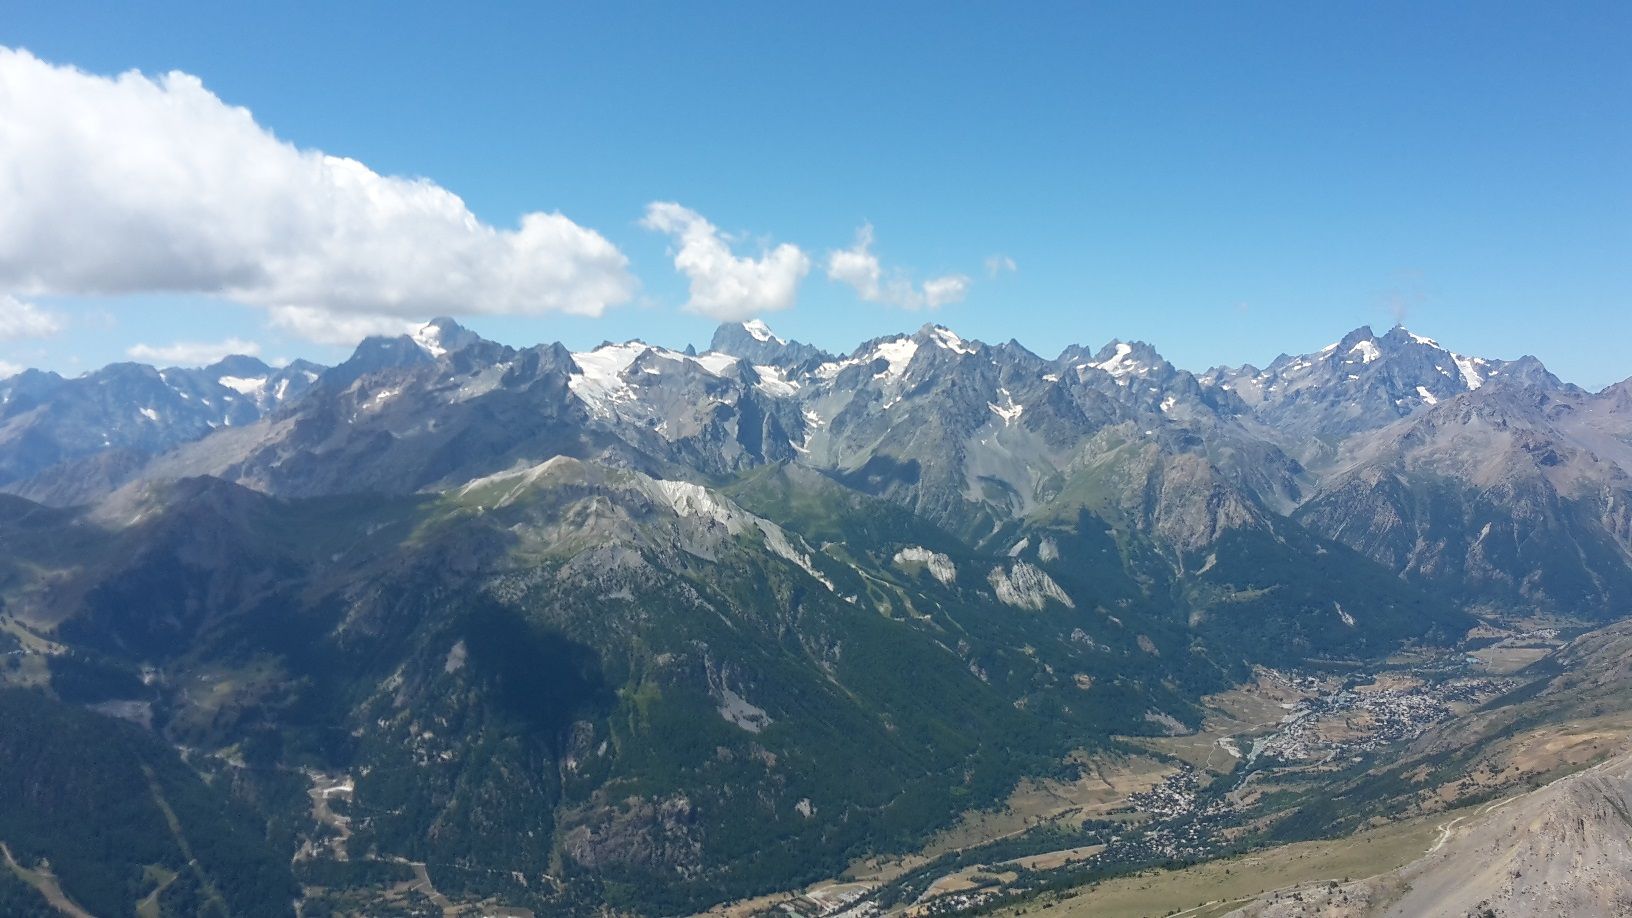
[0,360,21,378]
[265,306,415,347]
[0,48,638,343]
[126,337,261,367]
[922,274,972,306]
[984,254,1017,278]
[826,224,971,310]
[641,202,810,321]
[0,294,62,338]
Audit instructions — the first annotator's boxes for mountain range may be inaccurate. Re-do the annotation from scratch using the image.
[1,316,1629,914]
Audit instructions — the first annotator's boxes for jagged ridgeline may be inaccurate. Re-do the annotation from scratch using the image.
[0,317,1627,913]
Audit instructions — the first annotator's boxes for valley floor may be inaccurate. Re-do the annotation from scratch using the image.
[707,617,1632,918]
[1009,809,1448,918]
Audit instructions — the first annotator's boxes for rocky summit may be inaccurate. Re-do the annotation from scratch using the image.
[1,318,1630,915]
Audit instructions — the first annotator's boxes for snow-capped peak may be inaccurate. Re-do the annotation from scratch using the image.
[741,319,784,345]
[925,325,976,355]
[567,340,745,417]
[1088,341,1146,383]
[1387,326,1488,390]
[409,317,479,358]
[411,321,448,357]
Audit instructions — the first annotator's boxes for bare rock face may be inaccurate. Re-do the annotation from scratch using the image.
[1294,381,1632,616]
[560,795,703,873]
[988,561,1073,610]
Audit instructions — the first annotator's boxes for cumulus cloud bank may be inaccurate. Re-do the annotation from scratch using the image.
[827,224,970,310]
[0,47,637,343]
[0,294,61,338]
[641,202,811,322]
[126,337,263,367]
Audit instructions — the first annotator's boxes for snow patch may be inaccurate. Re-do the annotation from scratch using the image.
[693,351,740,375]
[1093,342,1142,383]
[928,326,976,355]
[218,375,267,396]
[753,365,799,398]
[138,407,159,422]
[869,338,919,380]
[1452,354,1486,390]
[814,358,857,380]
[1416,385,1439,405]
[568,342,647,416]
[988,387,1024,424]
[1349,339,1381,363]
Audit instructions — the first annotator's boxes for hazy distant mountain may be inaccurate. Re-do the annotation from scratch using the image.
[0,355,324,502]
[1202,324,1575,469]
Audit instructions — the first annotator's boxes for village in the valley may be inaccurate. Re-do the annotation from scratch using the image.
[755,645,1535,918]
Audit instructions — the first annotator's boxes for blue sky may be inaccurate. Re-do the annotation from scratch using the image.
[2,2,1628,386]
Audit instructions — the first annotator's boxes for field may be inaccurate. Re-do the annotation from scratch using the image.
[1006,810,1450,918]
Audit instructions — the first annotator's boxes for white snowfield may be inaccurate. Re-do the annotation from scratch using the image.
[410,321,448,357]
[218,375,268,396]
[741,318,783,344]
[566,341,741,418]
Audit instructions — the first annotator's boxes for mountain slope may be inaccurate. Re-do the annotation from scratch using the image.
[0,689,295,917]
[1295,379,1632,618]
[1231,749,1632,918]
[0,317,1623,914]
[1203,324,1567,471]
